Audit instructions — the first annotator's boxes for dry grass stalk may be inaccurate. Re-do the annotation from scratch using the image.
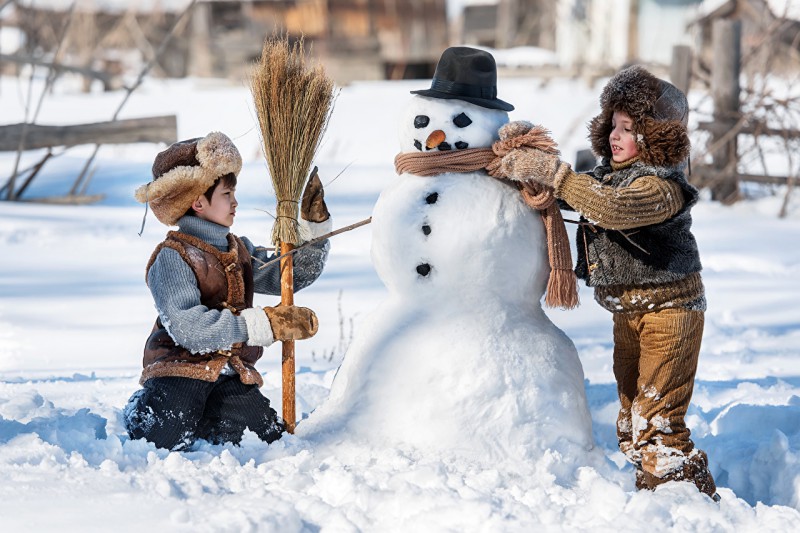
[250,36,336,245]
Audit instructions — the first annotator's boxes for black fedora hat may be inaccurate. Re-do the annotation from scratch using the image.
[411,47,514,111]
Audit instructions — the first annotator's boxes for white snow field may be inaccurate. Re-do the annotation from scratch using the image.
[1,71,800,531]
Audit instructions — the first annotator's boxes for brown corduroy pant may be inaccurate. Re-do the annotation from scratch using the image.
[612,307,705,478]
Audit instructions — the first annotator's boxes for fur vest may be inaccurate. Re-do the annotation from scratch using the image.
[140,231,264,386]
[575,161,702,288]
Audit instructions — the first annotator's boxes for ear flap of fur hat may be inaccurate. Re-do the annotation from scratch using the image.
[134,132,242,226]
[588,65,690,168]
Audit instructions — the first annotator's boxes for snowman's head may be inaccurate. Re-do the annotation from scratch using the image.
[398,96,509,154]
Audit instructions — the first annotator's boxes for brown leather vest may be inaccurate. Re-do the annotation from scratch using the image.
[140,231,264,386]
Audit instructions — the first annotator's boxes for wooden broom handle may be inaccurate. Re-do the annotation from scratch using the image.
[280,241,296,433]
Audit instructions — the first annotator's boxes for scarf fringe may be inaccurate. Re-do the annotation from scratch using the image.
[545,269,580,310]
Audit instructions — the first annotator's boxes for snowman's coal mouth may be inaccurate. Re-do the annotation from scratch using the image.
[412,140,469,151]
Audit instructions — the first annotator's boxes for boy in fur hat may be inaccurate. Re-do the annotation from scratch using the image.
[124,131,332,451]
[492,66,718,499]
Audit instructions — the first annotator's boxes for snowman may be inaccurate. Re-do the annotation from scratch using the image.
[301,48,593,463]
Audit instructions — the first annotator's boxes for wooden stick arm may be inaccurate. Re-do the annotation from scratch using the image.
[257,217,372,270]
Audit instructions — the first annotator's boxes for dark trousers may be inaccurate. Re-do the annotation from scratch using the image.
[124,374,284,451]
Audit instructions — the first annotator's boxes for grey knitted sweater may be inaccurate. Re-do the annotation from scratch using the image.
[147,215,329,354]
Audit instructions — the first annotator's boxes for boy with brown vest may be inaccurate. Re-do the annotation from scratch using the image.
[492,66,718,500]
[124,131,331,450]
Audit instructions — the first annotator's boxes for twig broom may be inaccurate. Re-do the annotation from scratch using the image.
[250,36,335,433]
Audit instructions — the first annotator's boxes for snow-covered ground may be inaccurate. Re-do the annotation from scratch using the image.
[1,72,800,531]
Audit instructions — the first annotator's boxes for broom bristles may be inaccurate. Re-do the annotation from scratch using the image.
[250,36,336,246]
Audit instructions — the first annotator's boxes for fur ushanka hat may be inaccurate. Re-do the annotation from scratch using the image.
[588,65,690,168]
[134,132,242,226]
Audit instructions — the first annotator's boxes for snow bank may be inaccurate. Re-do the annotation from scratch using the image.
[1,74,799,530]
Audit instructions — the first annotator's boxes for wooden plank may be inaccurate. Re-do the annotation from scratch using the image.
[18,194,105,205]
[0,115,177,151]
[698,120,800,139]
[692,167,789,185]
[738,174,792,185]
[0,53,117,85]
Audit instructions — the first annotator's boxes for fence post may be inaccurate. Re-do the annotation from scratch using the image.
[670,45,692,95]
[188,2,212,77]
[710,19,741,204]
[627,0,640,62]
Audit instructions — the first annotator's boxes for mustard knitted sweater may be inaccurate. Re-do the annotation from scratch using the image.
[554,158,705,313]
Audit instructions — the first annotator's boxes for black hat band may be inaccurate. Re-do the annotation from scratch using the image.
[430,78,497,100]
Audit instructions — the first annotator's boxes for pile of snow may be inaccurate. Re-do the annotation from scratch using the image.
[1,72,799,530]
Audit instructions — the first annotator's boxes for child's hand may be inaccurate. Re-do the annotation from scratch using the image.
[489,121,564,187]
[264,305,319,341]
[499,148,568,188]
[301,170,330,223]
[497,120,534,140]
[241,305,319,346]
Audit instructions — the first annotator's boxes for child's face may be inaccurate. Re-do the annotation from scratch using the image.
[609,110,639,163]
[193,183,238,227]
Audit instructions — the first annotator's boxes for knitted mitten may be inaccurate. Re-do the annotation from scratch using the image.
[264,305,318,341]
[298,171,333,244]
[301,172,330,223]
[241,305,319,345]
[500,147,572,188]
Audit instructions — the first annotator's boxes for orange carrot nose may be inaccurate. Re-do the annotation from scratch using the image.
[426,130,446,149]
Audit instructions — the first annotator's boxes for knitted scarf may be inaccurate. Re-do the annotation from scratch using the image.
[394,129,579,309]
[394,149,497,176]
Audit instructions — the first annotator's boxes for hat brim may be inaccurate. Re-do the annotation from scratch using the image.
[410,89,514,111]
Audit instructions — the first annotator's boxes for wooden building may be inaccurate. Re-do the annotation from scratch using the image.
[455,0,557,50]
[3,0,449,85]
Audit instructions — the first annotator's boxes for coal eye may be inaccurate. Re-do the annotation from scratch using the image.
[453,113,472,128]
[414,115,430,128]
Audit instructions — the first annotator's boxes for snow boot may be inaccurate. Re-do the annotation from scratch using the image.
[634,466,649,491]
[637,449,720,501]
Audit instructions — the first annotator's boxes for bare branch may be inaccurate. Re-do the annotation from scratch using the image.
[6,1,77,201]
[70,0,198,195]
